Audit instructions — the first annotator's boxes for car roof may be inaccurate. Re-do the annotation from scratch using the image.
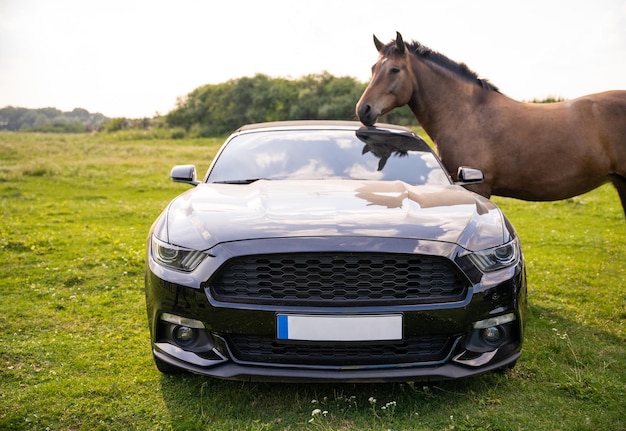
[234,120,415,135]
[230,120,433,154]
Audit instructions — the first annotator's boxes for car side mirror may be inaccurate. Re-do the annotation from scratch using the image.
[456,166,484,184]
[170,164,200,186]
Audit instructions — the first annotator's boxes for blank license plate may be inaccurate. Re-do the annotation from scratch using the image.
[276,314,402,341]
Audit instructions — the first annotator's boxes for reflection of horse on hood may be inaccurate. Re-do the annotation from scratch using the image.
[354,181,486,214]
[357,32,626,218]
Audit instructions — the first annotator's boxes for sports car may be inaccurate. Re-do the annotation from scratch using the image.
[145,120,526,382]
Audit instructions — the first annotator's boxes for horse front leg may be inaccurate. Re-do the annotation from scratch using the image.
[462,182,492,199]
[611,175,626,219]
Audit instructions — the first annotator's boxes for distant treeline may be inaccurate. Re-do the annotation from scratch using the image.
[165,73,416,136]
[2,74,565,136]
[0,106,109,132]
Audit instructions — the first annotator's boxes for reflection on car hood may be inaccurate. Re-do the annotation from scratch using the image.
[161,180,506,252]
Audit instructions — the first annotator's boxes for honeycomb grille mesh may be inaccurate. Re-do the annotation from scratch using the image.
[225,334,453,365]
[209,253,467,306]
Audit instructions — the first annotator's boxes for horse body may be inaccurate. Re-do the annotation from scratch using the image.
[356,33,626,216]
[435,90,626,201]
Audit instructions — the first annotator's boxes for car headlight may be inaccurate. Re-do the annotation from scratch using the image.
[468,237,520,272]
[151,235,206,272]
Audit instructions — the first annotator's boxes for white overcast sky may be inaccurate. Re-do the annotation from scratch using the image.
[1,0,625,118]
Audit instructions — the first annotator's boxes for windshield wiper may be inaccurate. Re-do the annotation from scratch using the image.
[212,178,269,184]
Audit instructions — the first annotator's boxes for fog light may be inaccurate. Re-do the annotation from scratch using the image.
[473,313,516,329]
[173,325,196,345]
[160,313,205,329]
[481,326,502,344]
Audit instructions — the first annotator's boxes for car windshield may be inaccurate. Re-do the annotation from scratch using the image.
[206,128,451,186]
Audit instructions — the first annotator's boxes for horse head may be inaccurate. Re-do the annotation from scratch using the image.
[356,32,416,126]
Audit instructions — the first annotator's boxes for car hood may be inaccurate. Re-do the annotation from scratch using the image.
[156,180,507,252]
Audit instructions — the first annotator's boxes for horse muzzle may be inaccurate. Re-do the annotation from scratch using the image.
[356,102,379,126]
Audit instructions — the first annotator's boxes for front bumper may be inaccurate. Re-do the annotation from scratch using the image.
[153,341,521,382]
[145,236,526,382]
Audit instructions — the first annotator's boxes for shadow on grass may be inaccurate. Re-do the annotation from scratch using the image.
[157,364,512,429]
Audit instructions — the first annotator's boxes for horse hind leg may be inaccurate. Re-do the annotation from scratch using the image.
[611,175,626,219]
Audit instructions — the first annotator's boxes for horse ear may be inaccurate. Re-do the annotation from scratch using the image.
[373,34,384,52]
[395,32,405,54]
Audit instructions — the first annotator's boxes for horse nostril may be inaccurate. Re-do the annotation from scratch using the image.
[357,103,375,125]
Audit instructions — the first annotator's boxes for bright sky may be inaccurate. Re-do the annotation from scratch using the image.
[1,0,625,118]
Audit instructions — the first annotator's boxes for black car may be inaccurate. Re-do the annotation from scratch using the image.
[145,120,526,382]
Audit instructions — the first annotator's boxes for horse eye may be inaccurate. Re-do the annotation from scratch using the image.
[389,67,400,75]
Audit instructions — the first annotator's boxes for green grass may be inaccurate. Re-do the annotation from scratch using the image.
[0,131,624,431]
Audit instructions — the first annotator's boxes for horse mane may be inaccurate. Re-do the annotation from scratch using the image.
[382,40,500,93]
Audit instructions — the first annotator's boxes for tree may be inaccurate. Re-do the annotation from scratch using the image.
[0,106,109,132]
[166,73,394,136]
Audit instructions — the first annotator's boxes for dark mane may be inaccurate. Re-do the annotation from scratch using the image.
[382,40,500,93]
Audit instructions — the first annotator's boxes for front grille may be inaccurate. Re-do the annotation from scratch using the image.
[224,334,453,366]
[208,253,467,306]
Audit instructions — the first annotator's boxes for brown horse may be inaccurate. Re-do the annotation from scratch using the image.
[356,32,626,217]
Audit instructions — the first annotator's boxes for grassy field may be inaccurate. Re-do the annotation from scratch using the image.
[0,131,624,431]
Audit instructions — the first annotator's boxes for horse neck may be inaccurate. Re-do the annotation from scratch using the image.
[406,55,489,143]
